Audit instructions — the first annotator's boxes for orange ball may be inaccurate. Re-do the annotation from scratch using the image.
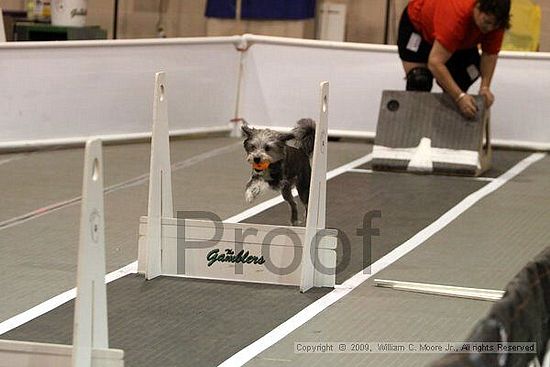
[252,161,270,171]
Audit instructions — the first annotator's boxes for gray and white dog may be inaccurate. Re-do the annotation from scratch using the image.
[242,118,316,226]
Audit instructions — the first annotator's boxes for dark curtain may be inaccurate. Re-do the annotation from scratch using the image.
[432,247,550,367]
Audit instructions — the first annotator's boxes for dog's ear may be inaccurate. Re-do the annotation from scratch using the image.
[241,123,254,138]
[278,132,295,142]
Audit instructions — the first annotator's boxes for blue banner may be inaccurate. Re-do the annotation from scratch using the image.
[205,0,316,20]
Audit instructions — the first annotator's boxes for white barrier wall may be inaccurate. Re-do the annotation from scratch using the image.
[240,35,550,149]
[0,38,241,149]
[239,36,403,135]
[0,34,549,150]
[489,52,550,148]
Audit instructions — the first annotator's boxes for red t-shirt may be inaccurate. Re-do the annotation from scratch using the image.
[407,0,504,54]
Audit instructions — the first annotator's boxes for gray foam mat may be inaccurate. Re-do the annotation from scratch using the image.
[242,155,550,367]
[244,172,486,284]
[0,150,527,367]
[2,274,330,367]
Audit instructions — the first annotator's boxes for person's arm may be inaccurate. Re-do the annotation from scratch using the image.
[428,40,478,119]
[479,52,498,108]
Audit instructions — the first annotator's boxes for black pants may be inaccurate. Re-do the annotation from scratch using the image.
[397,5,481,92]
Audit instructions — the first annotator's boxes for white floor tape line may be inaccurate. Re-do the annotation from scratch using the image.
[0,262,137,336]
[348,168,374,174]
[217,152,546,367]
[0,155,26,167]
[0,143,241,231]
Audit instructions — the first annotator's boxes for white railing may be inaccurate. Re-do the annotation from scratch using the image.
[0,34,549,150]
[0,37,242,149]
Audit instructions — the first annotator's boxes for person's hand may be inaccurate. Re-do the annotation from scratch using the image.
[456,93,478,119]
[479,87,494,108]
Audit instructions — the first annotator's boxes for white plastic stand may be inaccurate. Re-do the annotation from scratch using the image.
[138,74,336,291]
[138,72,174,279]
[0,139,124,367]
[72,139,111,365]
[300,81,330,292]
[0,8,6,43]
[374,279,504,302]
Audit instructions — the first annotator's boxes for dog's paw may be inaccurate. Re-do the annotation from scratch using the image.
[291,219,304,227]
[245,190,256,203]
[245,180,267,203]
[245,185,261,203]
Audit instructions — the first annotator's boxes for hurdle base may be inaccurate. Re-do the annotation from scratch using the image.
[371,160,490,176]
[0,339,124,367]
[137,216,338,289]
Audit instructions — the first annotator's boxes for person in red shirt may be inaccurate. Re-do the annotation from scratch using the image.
[397,0,511,118]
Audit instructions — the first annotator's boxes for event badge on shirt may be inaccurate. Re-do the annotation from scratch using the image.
[467,64,480,80]
[406,33,422,52]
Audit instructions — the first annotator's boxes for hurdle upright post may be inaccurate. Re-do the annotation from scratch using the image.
[300,81,329,293]
[72,139,109,366]
[140,72,175,279]
[0,139,123,366]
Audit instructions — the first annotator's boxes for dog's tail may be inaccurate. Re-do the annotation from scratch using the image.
[292,118,316,158]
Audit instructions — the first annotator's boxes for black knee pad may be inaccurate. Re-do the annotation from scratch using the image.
[406,67,433,92]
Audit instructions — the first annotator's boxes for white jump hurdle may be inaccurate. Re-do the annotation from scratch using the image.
[0,139,124,367]
[138,72,337,292]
